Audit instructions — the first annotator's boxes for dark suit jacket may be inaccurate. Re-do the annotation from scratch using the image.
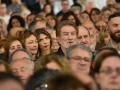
[33,2,42,15]
[54,47,65,57]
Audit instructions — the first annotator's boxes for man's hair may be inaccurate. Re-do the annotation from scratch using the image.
[66,44,93,59]
[29,20,46,31]
[29,20,38,31]
[108,12,120,21]
[26,68,60,90]
[8,49,32,62]
[56,20,78,37]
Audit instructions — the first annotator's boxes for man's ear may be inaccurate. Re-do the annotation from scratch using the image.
[106,25,109,33]
[57,36,61,44]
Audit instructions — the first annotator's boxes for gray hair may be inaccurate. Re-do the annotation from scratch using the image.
[66,44,93,59]
[10,57,34,72]
[29,20,45,31]
[9,49,33,63]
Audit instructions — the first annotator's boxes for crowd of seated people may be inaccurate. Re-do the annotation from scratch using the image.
[0,0,120,90]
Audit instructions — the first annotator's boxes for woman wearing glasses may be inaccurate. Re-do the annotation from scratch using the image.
[94,52,120,90]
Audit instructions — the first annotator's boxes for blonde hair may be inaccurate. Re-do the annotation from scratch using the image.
[34,55,71,74]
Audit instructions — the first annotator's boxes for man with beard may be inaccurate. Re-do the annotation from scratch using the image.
[55,20,78,56]
[104,12,120,53]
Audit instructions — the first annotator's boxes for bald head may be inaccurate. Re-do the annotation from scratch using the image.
[10,27,25,36]
[82,20,96,33]
[77,26,90,47]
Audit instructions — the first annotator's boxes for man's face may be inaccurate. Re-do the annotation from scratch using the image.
[108,17,120,43]
[34,21,46,32]
[82,21,96,33]
[57,25,77,49]
[95,56,120,90]
[10,60,33,84]
[27,15,35,25]
[78,26,90,47]
[62,1,69,12]
[69,48,91,74]
[0,4,7,13]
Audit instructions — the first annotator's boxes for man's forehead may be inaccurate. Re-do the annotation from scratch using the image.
[78,26,89,34]
[12,51,30,58]
[109,16,120,23]
[61,25,76,32]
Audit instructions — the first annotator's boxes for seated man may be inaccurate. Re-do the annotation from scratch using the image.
[66,44,93,75]
[9,49,34,85]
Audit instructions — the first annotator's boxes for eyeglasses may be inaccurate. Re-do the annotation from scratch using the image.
[99,68,120,75]
[102,14,110,17]
[70,56,91,63]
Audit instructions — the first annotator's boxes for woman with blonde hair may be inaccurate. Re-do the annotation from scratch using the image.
[95,29,110,50]
[16,30,39,61]
[34,55,71,74]
[99,7,112,23]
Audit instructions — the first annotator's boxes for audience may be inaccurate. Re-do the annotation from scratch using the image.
[0,1,120,90]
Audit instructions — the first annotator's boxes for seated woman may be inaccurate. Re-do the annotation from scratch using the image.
[95,29,110,50]
[4,37,23,63]
[7,15,25,32]
[61,11,81,26]
[34,28,53,56]
[46,13,58,30]
[16,30,39,61]
[34,55,71,74]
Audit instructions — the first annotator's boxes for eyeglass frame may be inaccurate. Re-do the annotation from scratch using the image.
[69,56,91,63]
[99,68,120,75]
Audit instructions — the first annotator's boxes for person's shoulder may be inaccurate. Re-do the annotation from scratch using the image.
[103,42,113,48]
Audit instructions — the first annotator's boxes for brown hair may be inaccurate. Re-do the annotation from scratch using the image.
[94,52,120,74]
[16,30,39,57]
[56,20,78,37]
[99,7,111,20]
[0,60,12,73]
[34,55,71,74]
[34,28,53,55]
[4,37,23,63]
[0,39,7,48]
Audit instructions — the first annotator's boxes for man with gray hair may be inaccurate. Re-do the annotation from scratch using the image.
[66,44,93,75]
[29,20,46,32]
[10,49,34,85]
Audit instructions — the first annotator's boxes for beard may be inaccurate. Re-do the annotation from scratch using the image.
[109,30,120,43]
